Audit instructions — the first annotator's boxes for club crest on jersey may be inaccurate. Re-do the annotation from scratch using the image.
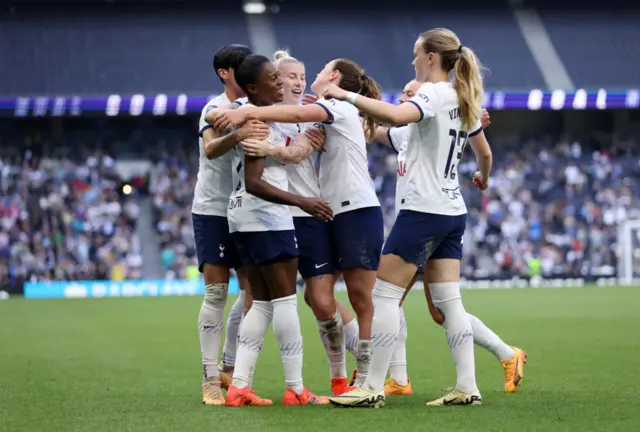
[442,187,461,200]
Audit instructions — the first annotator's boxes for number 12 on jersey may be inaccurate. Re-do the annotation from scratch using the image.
[444,129,468,180]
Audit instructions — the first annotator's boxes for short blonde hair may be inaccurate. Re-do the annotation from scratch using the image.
[273,49,303,69]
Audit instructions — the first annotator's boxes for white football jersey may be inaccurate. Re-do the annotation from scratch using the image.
[278,122,322,218]
[227,104,294,233]
[192,94,248,216]
[388,125,410,217]
[400,82,483,216]
[314,98,380,216]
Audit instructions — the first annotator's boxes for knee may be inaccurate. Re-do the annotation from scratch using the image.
[348,289,372,314]
[311,295,336,321]
[205,282,228,309]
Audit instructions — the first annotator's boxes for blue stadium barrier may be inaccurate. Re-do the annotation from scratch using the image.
[1,89,638,117]
[24,277,240,299]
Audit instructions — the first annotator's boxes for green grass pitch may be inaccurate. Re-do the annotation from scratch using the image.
[2,287,640,432]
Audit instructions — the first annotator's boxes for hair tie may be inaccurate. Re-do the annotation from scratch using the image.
[457,45,463,54]
[361,73,367,81]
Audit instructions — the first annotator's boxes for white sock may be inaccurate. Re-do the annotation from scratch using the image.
[467,314,515,361]
[240,313,256,389]
[354,340,371,387]
[364,279,405,391]
[198,283,228,380]
[272,294,304,394]
[318,311,347,379]
[344,318,360,360]
[389,305,408,385]
[231,300,272,389]
[430,282,477,394]
[221,290,245,368]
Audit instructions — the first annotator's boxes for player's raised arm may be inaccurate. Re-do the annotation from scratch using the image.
[372,79,423,149]
[241,127,324,164]
[212,103,331,130]
[203,119,269,159]
[322,83,423,126]
[373,126,392,148]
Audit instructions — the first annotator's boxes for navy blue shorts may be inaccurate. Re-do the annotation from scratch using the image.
[192,213,241,272]
[294,216,334,279]
[233,230,299,266]
[383,210,466,266]
[330,206,384,271]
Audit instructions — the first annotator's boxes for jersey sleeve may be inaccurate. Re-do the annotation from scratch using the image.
[314,98,347,125]
[198,104,217,137]
[468,117,483,137]
[407,83,439,122]
[387,126,408,153]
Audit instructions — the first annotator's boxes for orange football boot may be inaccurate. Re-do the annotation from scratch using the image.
[383,378,413,396]
[501,347,528,393]
[225,385,273,407]
[282,388,330,406]
[331,378,357,396]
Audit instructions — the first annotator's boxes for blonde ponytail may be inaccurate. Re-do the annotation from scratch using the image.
[453,47,484,129]
[419,28,485,129]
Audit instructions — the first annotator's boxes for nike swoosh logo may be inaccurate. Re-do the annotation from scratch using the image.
[513,356,522,385]
[315,263,328,269]
[442,398,456,405]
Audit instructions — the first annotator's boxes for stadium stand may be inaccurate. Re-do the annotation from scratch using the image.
[0,2,250,95]
[539,10,640,89]
[5,0,639,94]
[0,140,142,286]
[272,1,545,91]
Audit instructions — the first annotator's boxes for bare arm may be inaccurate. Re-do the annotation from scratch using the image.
[210,103,331,130]
[373,126,392,149]
[203,127,241,159]
[353,99,421,126]
[323,84,422,125]
[243,154,334,221]
[468,129,492,184]
[247,104,330,124]
[267,134,315,164]
[203,120,269,159]
[244,155,305,206]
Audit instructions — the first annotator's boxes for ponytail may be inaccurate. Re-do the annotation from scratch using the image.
[359,75,382,143]
[332,58,382,143]
[453,46,484,129]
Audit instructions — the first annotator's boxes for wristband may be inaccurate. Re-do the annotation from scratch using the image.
[345,92,358,105]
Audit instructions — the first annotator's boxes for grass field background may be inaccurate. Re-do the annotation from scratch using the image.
[2,287,640,431]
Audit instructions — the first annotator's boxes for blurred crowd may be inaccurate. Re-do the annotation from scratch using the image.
[150,148,200,280]
[0,150,142,288]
